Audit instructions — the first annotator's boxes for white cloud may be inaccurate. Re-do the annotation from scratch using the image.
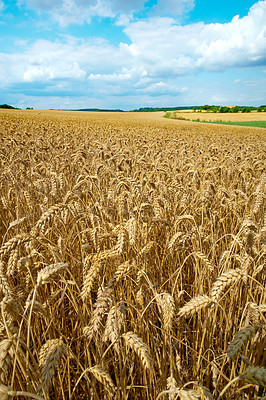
[138,81,188,96]
[123,1,266,73]
[2,1,266,107]
[0,37,124,88]
[23,61,86,82]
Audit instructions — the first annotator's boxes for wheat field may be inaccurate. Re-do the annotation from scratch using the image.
[0,109,265,399]
[169,110,266,123]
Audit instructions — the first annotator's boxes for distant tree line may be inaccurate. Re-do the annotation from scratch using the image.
[201,104,266,113]
[1,103,266,112]
[131,106,202,112]
[0,104,33,110]
[76,108,124,112]
[133,105,266,112]
[0,104,20,109]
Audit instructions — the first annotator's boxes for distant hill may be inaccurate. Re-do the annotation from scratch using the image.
[73,108,125,112]
[131,106,202,112]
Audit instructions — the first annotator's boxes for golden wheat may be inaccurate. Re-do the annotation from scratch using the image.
[0,109,265,399]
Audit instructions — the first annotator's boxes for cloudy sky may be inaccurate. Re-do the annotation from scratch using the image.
[0,0,266,110]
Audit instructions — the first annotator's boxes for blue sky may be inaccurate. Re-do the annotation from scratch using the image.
[0,0,265,109]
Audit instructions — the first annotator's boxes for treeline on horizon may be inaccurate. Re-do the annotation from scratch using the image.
[1,103,266,112]
[132,104,266,112]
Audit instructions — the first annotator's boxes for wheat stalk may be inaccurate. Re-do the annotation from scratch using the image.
[0,384,44,400]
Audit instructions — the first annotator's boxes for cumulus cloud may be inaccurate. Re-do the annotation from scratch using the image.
[0,36,131,98]
[138,81,188,96]
[123,1,266,73]
[2,1,266,106]
[23,61,86,82]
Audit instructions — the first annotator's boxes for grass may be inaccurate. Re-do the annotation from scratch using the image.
[194,119,266,128]
[0,109,265,399]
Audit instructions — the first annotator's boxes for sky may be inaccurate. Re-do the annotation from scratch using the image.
[0,0,266,110]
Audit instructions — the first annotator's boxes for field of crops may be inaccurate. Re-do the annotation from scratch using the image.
[169,111,266,122]
[166,111,266,129]
[0,109,265,399]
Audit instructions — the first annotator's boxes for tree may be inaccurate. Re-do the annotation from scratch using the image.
[219,106,230,113]
[230,106,240,113]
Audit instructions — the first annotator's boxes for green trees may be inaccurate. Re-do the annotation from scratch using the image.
[0,104,17,109]
[242,107,251,113]
[219,106,230,113]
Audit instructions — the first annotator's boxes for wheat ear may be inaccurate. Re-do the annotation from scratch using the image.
[195,251,214,272]
[122,331,152,370]
[37,262,68,285]
[210,268,243,301]
[0,338,14,384]
[0,234,31,259]
[178,295,212,318]
[218,365,266,399]
[196,385,214,399]
[39,338,65,394]
[166,376,178,400]
[156,292,175,331]
[109,260,132,286]
[103,304,124,353]
[167,232,184,251]
[239,365,266,387]
[227,325,261,360]
[0,263,13,298]
[81,259,103,299]
[89,365,116,396]
[83,286,113,342]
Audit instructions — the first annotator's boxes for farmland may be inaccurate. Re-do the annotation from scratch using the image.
[0,109,265,399]
[166,110,266,128]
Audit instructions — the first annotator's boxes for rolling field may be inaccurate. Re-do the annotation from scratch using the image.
[168,110,266,122]
[166,111,266,129]
[0,110,265,399]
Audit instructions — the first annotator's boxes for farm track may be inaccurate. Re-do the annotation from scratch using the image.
[0,110,265,399]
